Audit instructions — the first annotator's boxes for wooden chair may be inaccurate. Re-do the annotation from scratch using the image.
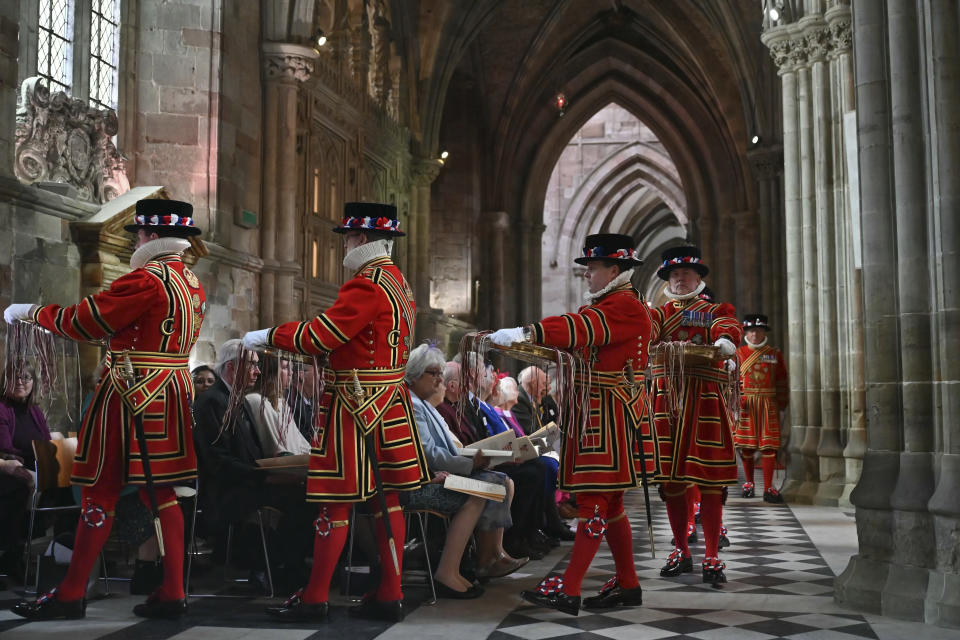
[343,506,451,606]
[23,438,109,594]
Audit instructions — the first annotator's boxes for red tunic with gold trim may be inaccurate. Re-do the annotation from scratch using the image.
[734,343,789,450]
[266,256,429,503]
[530,282,653,491]
[647,297,742,485]
[31,254,205,486]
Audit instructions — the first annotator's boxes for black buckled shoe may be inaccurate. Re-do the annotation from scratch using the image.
[133,595,188,619]
[11,589,85,620]
[742,482,755,498]
[582,577,642,610]
[719,526,731,549]
[702,557,727,587]
[520,576,580,616]
[659,549,693,577]
[266,589,329,622]
[348,596,404,622]
[763,488,784,503]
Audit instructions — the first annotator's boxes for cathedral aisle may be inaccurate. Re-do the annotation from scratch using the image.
[1,490,950,640]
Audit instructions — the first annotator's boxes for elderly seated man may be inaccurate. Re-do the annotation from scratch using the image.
[403,343,528,597]
[192,340,314,590]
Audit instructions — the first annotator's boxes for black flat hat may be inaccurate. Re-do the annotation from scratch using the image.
[657,245,708,280]
[333,202,405,236]
[743,314,771,330]
[574,233,643,267]
[124,199,201,236]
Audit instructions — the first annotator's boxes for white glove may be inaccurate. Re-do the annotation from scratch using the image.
[4,304,37,325]
[488,327,525,346]
[724,358,737,372]
[714,337,736,357]
[242,328,270,351]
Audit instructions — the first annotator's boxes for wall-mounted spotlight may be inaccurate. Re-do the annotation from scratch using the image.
[315,29,328,49]
[438,150,449,165]
[555,92,568,117]
[750,134,761,147]
[768,7,780,21]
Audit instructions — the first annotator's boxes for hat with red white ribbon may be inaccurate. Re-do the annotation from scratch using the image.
[124,199,201,236]
[333,202,405,237]
[574,233,642,267]
[657,245,709,280]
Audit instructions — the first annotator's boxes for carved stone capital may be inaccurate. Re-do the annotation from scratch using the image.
[805,28,831,62]
[768,39,793,70]
[748,146,784,180]
[411,158,442,186]
[14,77,129,204]
[262,42,318,83]
[787,37,808,67]
[829,19,852,54]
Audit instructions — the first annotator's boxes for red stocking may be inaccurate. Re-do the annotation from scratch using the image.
[302,503,352,604]
[561,493,609,596]
[700,489,723,558]
[741,449,756,485]
[663,483,690,557]
[141,487,185,601]
[372,492,405,602]
[761,451,776,490]
[56,489,118,601]
[605,512,639,589]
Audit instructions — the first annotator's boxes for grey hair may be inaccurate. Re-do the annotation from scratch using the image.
[498,376,519,404]
[442,361,460,384]
[518,365,544,386]
[215,338,243,376]
[405,342,447,385]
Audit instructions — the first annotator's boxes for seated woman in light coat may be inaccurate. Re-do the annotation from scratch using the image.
[245,357,311,457]
[403,343,528,598]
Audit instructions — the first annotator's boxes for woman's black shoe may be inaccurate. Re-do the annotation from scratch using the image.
[435,580,484,599]
[659,549,693,577]
[582,577,643,610]
[349,597,404,622]
[133,596,188,619]
[266,589,329,622]
[11,589,85,620]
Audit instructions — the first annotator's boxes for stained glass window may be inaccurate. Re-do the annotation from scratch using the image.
[90,0,120,109]
[37,0,75,94]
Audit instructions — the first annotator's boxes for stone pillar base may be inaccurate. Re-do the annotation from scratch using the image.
[812,480,845,506]
[882,562,931,622]
[835,554,888,615]
[925,570,960,628]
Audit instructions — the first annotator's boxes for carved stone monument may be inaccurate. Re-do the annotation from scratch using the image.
[14,76,130,204]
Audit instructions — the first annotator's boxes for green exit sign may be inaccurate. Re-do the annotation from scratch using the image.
[235,208,258,229]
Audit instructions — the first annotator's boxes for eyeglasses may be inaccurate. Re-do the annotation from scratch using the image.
[423,369,444,378]
[15,374,33,382]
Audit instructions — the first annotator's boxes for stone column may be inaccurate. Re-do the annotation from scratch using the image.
[763,33,808,492]
[410,158,442,312]
[260,43,317,327]
[0,7,17,177]
[924,0,960,627]
[882,0,937,620]
[764,4,858,506]
[808,20,846,504]
[489,211,510,329]
[519,221,546,323]
[835,0,903,618]
[797,41,824,498]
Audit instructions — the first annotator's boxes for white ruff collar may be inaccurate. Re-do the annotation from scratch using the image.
[663,280,706,302]
[746,337,768,348]
[584,268,635,304]
[130,237,190,270]
[343,239,394,272]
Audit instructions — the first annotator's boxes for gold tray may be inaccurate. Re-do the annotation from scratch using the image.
[650,342,723,367]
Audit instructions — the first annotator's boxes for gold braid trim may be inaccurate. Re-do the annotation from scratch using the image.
[372,505,403,518]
